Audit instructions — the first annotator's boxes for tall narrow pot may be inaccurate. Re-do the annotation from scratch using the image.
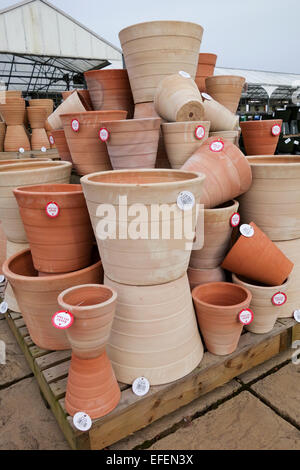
[4,125,31,152]
[47,91,89,130]
[50,130,72,163]
[202,93,239,132]
[240,120,282,155]
[205,75,246,114]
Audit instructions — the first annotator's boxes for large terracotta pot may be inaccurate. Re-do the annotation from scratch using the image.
[240,120,282,155]
[62,90,93,111]
[4,125,31,152]
[192,282,252,355]
[103,118,161,170]
[0,122,6,152]
[154,72,204,122]
[187,266,226,290]
[2,247,103,350]
[195,53,217,93]
[84,69,133,118]
[105,273,204,385]
[205,75,246,114]
[202,93,239,132]
[162,121,210,169]
[119,21,204,104]
[221,222,294,286]
[28,99,54,117]
[239,156,300,241]
[4,240,29,312]
[14,184,94,274]
[275,239,300,318]
[47,91,89,130]
[81,169,206,285]
[209,130,240,146]
[182,137,252,208]
[0,161,72,243]
[61,110,127,175]
[50,130,72,163]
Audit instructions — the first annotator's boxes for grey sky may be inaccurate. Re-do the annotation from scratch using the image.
[0,0,299,74]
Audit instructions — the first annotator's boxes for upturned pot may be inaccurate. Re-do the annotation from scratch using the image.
[240,120,283,155]
[221,222,294,286]
[195,53,217,93]
[182,137,252,208]
[2,247,103,350]
[192,282,252,355]
[50,130,72,163]
[47,91,89,130]
[187,266,226,290]
[119,21,204,104]
[105,273,204,385]
[0,122,6,152]
[202,93,239,132]
[205,75,246,114]
[62,90,93,110]
[0,161,72,243]
[60,110,127,175]
[81,169,206,286]
[162,121,210,169]
[103,118,161,170]
[275,239,300,318]
[209,130,240,146]
[4,125,31,152]
[84,69,134,118]
[28,99,54,117]
[14,184,95,274]
[154,72,205,122]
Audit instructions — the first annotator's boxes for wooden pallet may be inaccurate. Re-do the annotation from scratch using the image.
[4,304,299,450]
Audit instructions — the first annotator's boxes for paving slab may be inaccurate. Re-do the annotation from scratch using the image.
[149,391,300,450]
[238,348,294,384]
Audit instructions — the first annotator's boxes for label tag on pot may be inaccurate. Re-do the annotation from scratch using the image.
[19,147,25,154]
[240,224,254,238]
[46,201,60,218]
[239,308,254,325]
[285,138,291,144]
[132,377,150,397]
[71,119,80,132]
[293,310,300,323]
[294,140,299,145]
[0,275,5,283]
[49,135,55,145]
[177,191,195,211]
[41,147,47,153]
[271,124,281,136]
[201,93,212,101]
[73,412,92,432]
[52,311,74,329]
[195,125,205,140]
[230,213,240,228]
[99,128,110,142]
[210,140,224,152]
[272,292,287,306]
[0,302,8,314]
[178,71,191,79]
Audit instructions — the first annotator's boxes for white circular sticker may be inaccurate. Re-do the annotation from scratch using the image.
[294,310,300,322]
[178,71,191,79]
[71,119,80,132]
[0,301,8,314]
[46,202,60,218]
[201,93,212,101]
[41,147,47,153]
[240,224,254,238]
[19,147,25,154]
[230,213,241,228]
[195,125,205,140]
[271,292,287,306]
[272,125,281,136]
[49,135,55,145]
[51,311,74,330]
[0,275,5,283]
[98,128,110,142]
[177,191,195,211]
[239,308,254,325]
[210,140,224,152]
[73,412,92,432]
[132,377,150,397]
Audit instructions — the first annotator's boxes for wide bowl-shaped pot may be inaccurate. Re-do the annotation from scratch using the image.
[28,99,54,117]
[62,90,93,110]
[187,266,226,290]
[202,94,239,132]
[275,239,300,318]
[50,130,72,163]
[205,75,246,114]
[81,169,206,285]
[4,125,31,152]
[240,120,282,155]
[195,53,217,93]
[192,282,252,355]
[47,91,89,130]
[119,20,204,104]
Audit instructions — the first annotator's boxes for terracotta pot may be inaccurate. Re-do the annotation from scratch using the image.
[47,130,56,148]
[81,169,206,285]
[205,75,246,114]
[240,120,282,156]
[239,156,300,241]
[195,53,217,93]
[65,352,120,419]
[187,266,226,290]
[190,200,240,269]
[50,130,72,163]
[192,282,252,355]
[4,125,31,152]
[0,101,25,125]
[31,129,51,151]
[2,90,22,100]
[154,72,205,122]
[0,122,6,152]
[47,91,89,130]
[57,284,117,359]
[84,70,133,117]
[202,93,239,132]
[4,240,29,312]
[14,184,94,274]
[27,107,47,129]
[105,273,203,385]
[28,99,54,117]
[182,137,252,208]
[0,222,6,274]
[209,130,240,146]
[0,161,72,243]
[62,90,93,110]
[61,110,127,175]
[232,274,289,334]
[275,239,300,318]
[2,247,103,350]
[104,118,161,170]
[0,158,50,166]
[119,21,204,104]
[221,222,294,286]
[162,121,210,169]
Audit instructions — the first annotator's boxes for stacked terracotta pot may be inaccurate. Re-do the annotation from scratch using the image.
[0,92,31,152]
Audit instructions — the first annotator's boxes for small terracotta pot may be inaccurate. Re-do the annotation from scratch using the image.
[205,75,246,114]
[50,130,72,163]
[209,130,240,146]
[4,125,31,152]
[221,222,294,287]
[28,99,54,117]
[47,91,89,130]
[187,266,226,290]
[202,94,239,132]
[31,129,51,151]
[275,239,300,318]
[62,90,93,110]
[192,282,252,355]
[240,120,282,156]
[0,122,6,152]
[195,53,217,93]
[27,107,47,129]
[182,137,252,208]
[0,101,25,126]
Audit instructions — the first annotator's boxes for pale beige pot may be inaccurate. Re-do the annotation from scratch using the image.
[0,161,72,243]
[202,94,239,132]
[205,75,246,114]
[162,121,210,169]
[232,274,289,333]
[275,239,300,318]
[81,169,206,285]
[105,273,204,385]
[209,130,240,146]
[47,92,88,130]
[119,20,204,104]
[187,266,226,290]
[4,240,29,312]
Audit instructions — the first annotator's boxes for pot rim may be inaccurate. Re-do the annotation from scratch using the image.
[247,155,300,166]
[232,273,290,290]
[206,74,245,81]
[204,199,238,214]
[192,281,252,309]
[60,110,127,119]
[162,120,210,130]
[119,20,204,36]
[14,183,82,197]
[57,283,117,311]
[0,161,71,175]
[240,119,282,126]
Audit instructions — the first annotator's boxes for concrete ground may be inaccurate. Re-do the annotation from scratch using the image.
[0,314,300,451]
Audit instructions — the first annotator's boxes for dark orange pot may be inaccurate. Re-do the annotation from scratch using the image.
[62,90,93,110]
[240,120,283,155]
[195,53,217,93]
[50,130,72,163]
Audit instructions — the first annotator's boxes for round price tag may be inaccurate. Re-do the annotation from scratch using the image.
[73,412,92,432]
[210,140,224,152]
[49,135,55,145]
[294,310,300,323]
[99,128,110,142]
[177,191,195,211]
[201,92,212,101]
[239,308,254,325]
[71,119,80,132]
[41,146,47,153]
[46,202,60,218]
[271,292,287,306]
[230,213,240,228]
[0,275,5,283]
[272,124,281,136]
[240,224,254,238]
[0,301,8,314]
[132,377,150,397]
[178,71,191,79]
[195,125,205,140]
[51,311,74,330]
[19,147,25,154]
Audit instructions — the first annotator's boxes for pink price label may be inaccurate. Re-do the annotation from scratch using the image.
[99,128,110,142]
[71,119,80,132]
[46,202,60,218]
[271,292,287,306]
[52,311,74,330]
[238,309,254,325]
[230,213,240,227]
[210,140,224,152]
[49,135,55,145]
[195,125,205,140]
[272,125,281,136]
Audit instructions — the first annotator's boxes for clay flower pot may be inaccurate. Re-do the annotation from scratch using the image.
[62,90,93,110]
[187,266,226,290]
[81,169,206,286]
[0,161,72,243]
[14,184,94,274]
[61,110,127,175]
[195,53,217,93]
[47,91,89,130]
[162,121,210,169]
[84,69,133,117]
[205,75,246,114]
[233,274,289,334]
[221,222,294,286]
[190,200,240,269]
[209,130,240,146]
[28,99,54,117]
[50,130,72,163]
[0,100,25,125]
[134,102,161,119]
[154,72,205,122]
[104,118,161,170]
[2,247,103,350]
[4,125,31,152]
[240,120,282,155]
[275,239,300,318]
[106,273,204,385]
[4,240,29,313]
[182,137,252,208]
[27,107,50,151]
[0,222,6,274]
[202,93,239,132]
[0,122,6,152]
[119,21,204,104]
